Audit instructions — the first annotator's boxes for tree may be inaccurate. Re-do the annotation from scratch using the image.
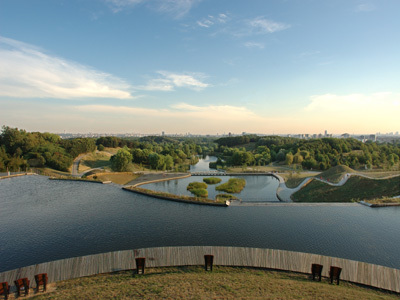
[110,147,132,172]
[285,152,294,165]
[165,155,174,170]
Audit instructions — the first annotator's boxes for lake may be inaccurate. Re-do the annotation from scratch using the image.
[1,175,400,272]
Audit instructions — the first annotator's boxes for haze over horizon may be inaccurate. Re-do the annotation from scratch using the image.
[1,0,399,135]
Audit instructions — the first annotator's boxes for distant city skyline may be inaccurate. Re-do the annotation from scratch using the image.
[1,0,399,134]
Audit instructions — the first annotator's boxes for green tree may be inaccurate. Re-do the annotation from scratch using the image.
[110,147,132,172]
[285,152,294,165]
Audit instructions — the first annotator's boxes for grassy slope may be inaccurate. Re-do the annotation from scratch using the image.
[86,172,139,185]
[292,176,400,202]
[30,266,398,300]
[78,151,112,173]
[316,165,356,183]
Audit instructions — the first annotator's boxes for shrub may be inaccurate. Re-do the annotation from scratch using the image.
[216,178,246,193]
[203,177,222,184]
[187,182,208,190]
[189,188,208,198]
[216,194,238,200]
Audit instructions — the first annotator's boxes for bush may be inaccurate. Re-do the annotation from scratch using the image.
[189,188,208,198]
[203,177,222,184]
[216,178,246,193]
[216,193,238,200]
[187,182,208,190]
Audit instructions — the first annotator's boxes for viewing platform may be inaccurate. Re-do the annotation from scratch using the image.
[0,246,398,294]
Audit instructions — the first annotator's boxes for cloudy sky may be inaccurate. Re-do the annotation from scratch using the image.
[0,0,399,135]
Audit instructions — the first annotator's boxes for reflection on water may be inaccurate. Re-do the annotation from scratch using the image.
[1,175,400,273]
[189,155,218,172]
[142,175,279,202]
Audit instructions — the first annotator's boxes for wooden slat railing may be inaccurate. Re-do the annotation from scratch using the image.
[0,246,399,293]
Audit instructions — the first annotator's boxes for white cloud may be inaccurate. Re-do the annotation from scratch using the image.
[105,0,146,13]
[356,3,376,12]
[195,14,289,39]
[156,0,201,18]
[106,0,200,17]
[0,36,133,99]
[137,71,209,91]
[73,102,272,133]
[303,92,400,132]
[197,19,214,28]
[305,92,399,113]
[196,13,230,29]
[247,17,290,34]
[244,42,265,49]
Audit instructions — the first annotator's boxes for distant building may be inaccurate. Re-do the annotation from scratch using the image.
[341,133,350,138]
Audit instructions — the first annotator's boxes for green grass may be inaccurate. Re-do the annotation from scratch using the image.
[79,151,112,172]
[30,266,398,300]
[315,165,356,183]
[126,187,226,204]
[188,188,208,197]
[279,172,316,188]
[365,197,400,205]
[187,181,208,190]
[86,172,139,185]
[216,193,238,200]
[216,178,246,193]
[292,176,400,202]
[203,177,222,184]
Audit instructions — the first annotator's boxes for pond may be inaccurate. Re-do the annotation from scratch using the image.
[1,175,400,272]
[141,175,280,202]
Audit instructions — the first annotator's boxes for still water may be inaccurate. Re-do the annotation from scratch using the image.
[142,175,279,202]
[1,175,400,272]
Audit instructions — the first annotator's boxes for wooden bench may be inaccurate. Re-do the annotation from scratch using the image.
[14,278,30,296]
[0,282,10,300]
[35,273,48,292]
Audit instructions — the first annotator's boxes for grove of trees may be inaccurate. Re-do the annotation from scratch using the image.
[1,126,399,173]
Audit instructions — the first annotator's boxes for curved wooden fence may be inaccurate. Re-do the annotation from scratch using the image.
[1,246,399,293]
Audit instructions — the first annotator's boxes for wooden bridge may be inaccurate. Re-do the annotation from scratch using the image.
[1,246,399,293]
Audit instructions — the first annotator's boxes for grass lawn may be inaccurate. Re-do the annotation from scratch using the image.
[30,266,398,300]
[86,172,139,185]
[292,176,400,202]
[79,151,112,173]
[279,172,316,188]
[315,165,355,183]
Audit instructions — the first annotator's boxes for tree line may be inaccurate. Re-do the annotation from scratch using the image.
[0,126,96,172]
[1,126,399,173]
[213,135,400,170]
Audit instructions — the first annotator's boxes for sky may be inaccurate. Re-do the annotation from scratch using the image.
[0,0,399,135]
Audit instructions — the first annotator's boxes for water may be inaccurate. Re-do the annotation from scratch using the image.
[1,175,400,272]
[189,155,218,172]
[142,175,279,202]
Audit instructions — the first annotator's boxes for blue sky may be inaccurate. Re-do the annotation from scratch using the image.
[0,0,399,134]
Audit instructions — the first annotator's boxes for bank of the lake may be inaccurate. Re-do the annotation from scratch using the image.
[1,175,400,273]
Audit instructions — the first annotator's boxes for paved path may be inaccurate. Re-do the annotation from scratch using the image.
[71,154,86,176]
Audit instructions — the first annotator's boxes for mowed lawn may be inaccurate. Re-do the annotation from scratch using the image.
[30,266,398,300]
